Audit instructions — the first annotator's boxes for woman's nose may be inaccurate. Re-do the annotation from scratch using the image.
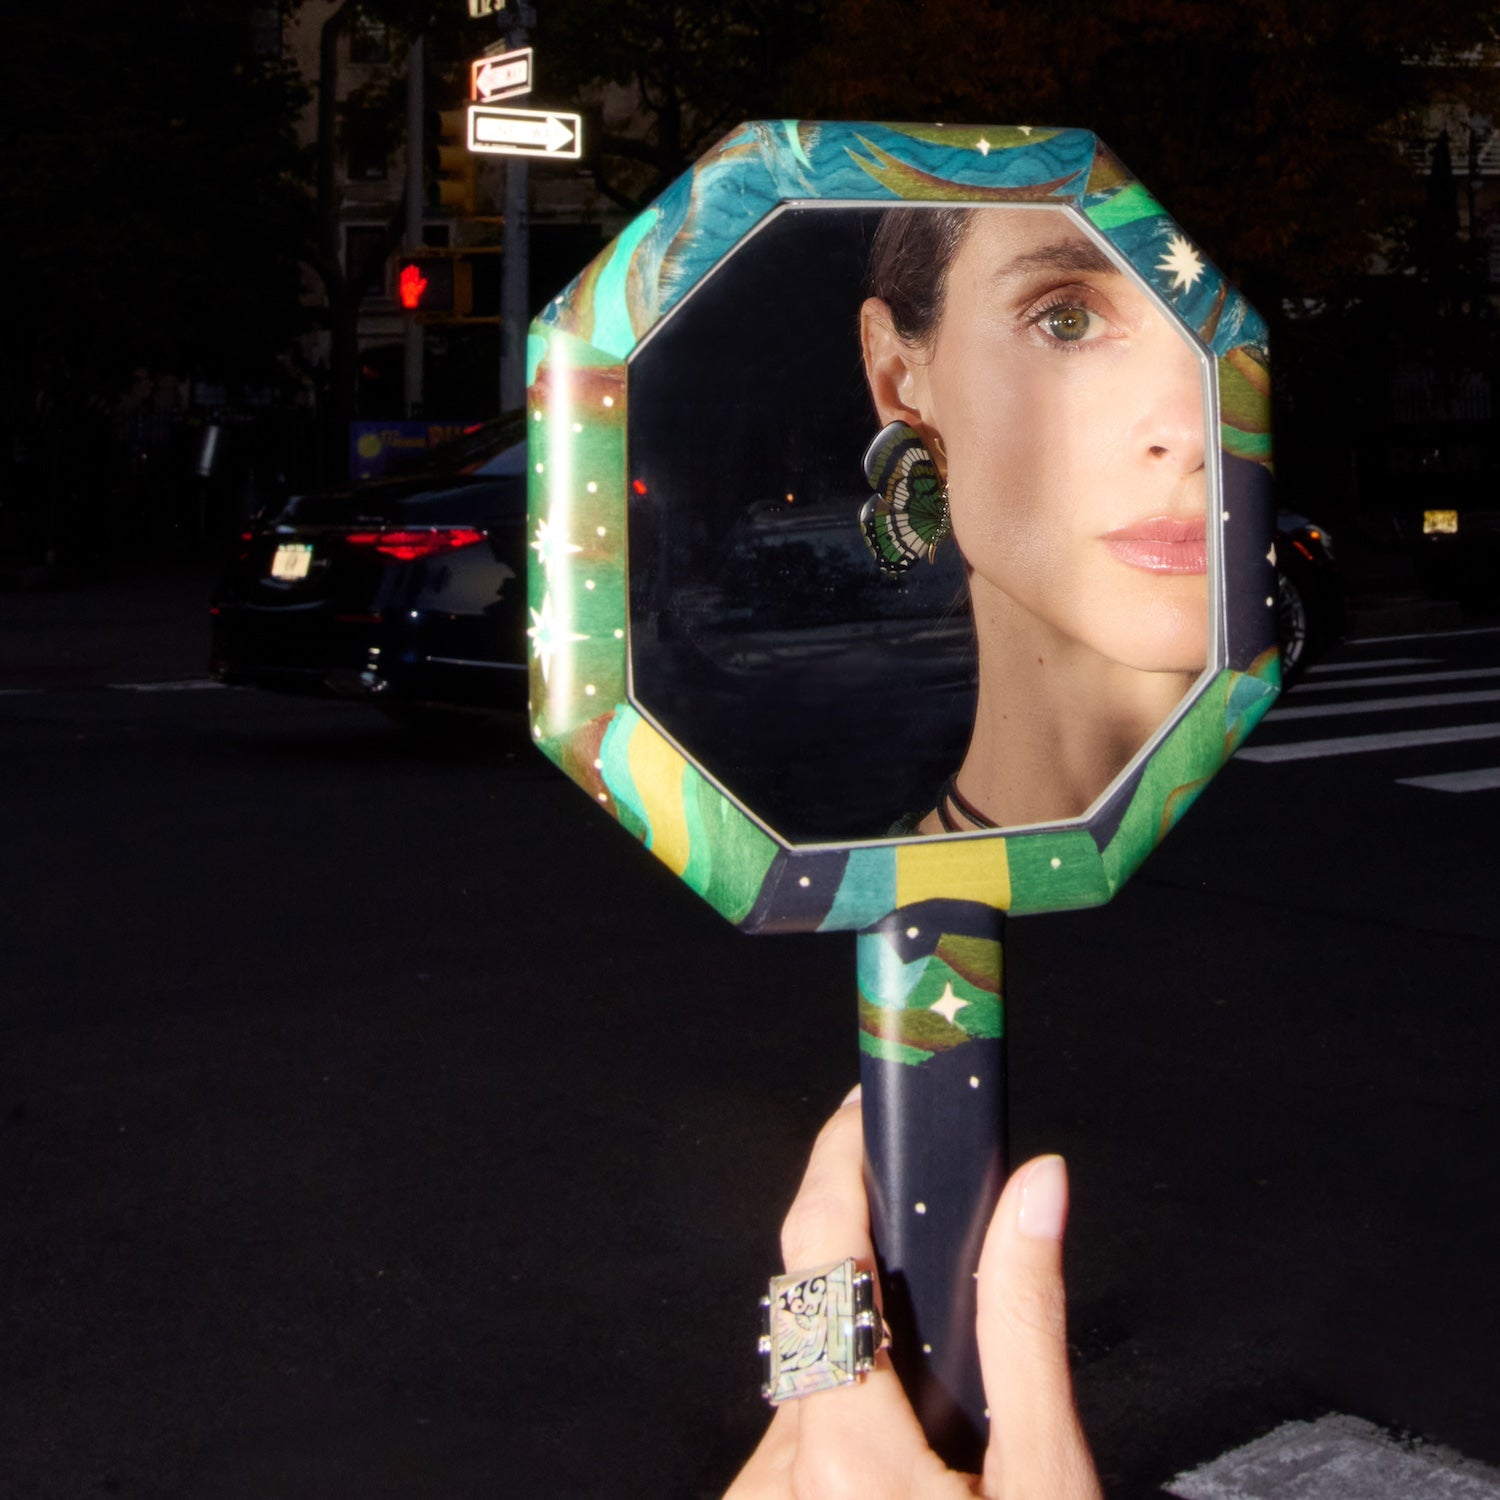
[1135,337,1205,474]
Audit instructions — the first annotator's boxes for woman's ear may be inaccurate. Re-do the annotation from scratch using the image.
[860,298,935,437]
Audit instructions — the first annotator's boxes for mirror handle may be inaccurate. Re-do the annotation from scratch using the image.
[858,902,1006,1469]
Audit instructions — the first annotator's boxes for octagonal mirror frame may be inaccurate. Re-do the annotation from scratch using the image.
[526,122,1280,934]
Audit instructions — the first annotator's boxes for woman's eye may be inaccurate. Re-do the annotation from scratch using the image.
[1039,303,1104,344]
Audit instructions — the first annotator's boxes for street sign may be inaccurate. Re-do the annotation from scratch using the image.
[468,105,582,159]
[470,47,533,104]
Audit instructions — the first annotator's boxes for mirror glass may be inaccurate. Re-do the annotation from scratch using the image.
[627,203,1214,845]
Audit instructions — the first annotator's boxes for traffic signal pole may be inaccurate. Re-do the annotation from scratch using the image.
[501,157,528,412]
[498,8,532,413]
[404,35,425,416]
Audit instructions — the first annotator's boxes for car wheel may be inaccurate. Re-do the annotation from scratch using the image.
[1276,569,1310,686]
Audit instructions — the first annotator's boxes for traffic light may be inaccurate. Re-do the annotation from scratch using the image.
[396,254,473,318]
[427,108,477,214]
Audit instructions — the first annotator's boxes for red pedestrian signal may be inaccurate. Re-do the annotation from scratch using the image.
[398,262,429,310]
[395,255,460,315]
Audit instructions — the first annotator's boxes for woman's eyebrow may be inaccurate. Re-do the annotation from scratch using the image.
[992,239,1117,282]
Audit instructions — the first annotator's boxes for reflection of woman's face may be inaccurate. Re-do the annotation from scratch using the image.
[884,207,1208,674]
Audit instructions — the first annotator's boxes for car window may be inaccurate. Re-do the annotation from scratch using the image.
[475,442,527,477]
[382,413,528,480]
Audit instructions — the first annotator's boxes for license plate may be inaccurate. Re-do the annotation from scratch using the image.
[270,542,314,580]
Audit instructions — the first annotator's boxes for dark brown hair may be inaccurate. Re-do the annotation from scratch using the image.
[866,207,974,342]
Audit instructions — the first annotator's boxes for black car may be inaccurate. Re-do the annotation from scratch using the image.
[1274,509,1344,685]
[210,415,528,722]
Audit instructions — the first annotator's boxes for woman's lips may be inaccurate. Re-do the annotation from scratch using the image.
[1101,516,1207,575]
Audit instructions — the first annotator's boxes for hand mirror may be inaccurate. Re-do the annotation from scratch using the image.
[526,122,1278,1459]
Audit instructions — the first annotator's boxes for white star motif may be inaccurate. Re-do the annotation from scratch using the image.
[1156,234,1205,293]
[929,983,970,1026]
[975,137,992,156]
[526,591,587,684]
[530,515,582,584]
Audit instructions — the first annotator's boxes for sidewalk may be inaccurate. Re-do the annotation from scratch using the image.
[0,566,218,690]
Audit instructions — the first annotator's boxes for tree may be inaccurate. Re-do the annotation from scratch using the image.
[539,0,828,211]
[0,2,312,557]
[789,1,1496,298]
[1,4,312,394]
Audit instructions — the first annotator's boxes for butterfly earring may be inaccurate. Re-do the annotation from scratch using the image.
[858,420,952,576]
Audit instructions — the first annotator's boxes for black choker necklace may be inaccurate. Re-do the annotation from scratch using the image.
[936,774,997,832]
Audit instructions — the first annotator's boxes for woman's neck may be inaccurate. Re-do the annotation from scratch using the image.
[919,580,1197,833]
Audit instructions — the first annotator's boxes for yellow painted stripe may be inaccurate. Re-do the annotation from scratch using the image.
[625,722,692,876]
[895,836,1010,910]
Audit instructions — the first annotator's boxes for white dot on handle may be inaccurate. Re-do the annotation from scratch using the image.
[571,422,582,433]
[1050,856,1061,869]
[798,876,810,888]
[597,792,607,802]
[584,580,595,590]
[534,462,544,473]
[593,758,603,769]
[603,395,614,407]
[914,1202,926,1215]
[969,1076,979,1088]
[613,629,624,639]
[923,1344,932,1354]
[596,526,606,536]
[1266,596,1275,607]
[586,481,598,493]
[906,926,919,939]
[584,684,596,696]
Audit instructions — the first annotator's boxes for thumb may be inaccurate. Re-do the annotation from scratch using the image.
[976,1155,1101,1499]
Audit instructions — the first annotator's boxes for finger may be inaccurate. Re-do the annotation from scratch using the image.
[976,1155,1101,1500]
[777,1091,959,1498]
[778,1088,873,1273]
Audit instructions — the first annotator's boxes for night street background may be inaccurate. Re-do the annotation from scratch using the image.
[3,571,1498,1497]
[8,2,1500,1494]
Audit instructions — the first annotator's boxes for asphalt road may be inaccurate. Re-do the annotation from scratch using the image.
[3,573,1499,1498]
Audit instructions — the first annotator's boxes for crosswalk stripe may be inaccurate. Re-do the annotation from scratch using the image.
[1295,666,1500,693]
[1239,721,1500,763]
[1305,656,1436,673]
[1168,1413,1500,1499]
[1352,623,1500,646]
[1273,688,1500,721]
[1397,766,1500,793]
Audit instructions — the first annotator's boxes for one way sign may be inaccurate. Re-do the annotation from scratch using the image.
[470,47,532,104]
[467,105,582,159]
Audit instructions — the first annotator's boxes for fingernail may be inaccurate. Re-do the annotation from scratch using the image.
[1017,1156,1068,1241]
[842,1084,863,1107]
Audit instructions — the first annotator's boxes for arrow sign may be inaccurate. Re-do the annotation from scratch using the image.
[470,47,532,104]
[467,105,582,159]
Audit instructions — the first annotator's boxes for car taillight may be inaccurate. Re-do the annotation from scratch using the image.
[342,527,487,562]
